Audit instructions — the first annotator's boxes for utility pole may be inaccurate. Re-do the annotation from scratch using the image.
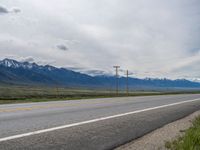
[113,66,120,95]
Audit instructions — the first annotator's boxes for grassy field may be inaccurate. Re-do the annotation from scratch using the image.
[0,85,200,104]
[165,116,200,150]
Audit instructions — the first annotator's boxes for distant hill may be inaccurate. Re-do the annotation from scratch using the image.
[0,58,200,89]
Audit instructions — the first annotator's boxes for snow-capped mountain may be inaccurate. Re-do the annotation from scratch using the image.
[0,58,200,89]
[0,58,38,69]
[0,58,21,68]
[0,58,57,71]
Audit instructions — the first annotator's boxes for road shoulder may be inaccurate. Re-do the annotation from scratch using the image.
[115,110,200,150]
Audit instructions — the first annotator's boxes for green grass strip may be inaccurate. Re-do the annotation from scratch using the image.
[165,116,200,150]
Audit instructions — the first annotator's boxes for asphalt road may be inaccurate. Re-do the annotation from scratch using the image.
[1,94,200,150]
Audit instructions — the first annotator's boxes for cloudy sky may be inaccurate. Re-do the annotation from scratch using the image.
[0,0,200,80]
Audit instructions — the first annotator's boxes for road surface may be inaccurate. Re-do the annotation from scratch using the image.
[0,94,200,150]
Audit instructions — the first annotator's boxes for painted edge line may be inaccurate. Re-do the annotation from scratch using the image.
[0,98,200,142]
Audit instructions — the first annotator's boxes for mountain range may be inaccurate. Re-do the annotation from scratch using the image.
[0,58,200,90]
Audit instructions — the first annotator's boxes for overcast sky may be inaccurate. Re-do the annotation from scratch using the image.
[0,0,200,80]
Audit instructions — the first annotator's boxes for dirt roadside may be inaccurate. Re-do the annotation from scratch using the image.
[115,110,200,150]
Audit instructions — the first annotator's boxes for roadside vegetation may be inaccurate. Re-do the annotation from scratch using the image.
[165,116,200,150]
[0,85,200,104]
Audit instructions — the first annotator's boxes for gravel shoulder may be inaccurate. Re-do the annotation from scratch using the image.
[115,110,200,150]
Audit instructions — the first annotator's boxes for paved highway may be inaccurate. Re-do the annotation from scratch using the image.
[1,94,200,150]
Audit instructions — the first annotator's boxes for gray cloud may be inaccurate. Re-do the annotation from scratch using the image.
[66,67,112,76]
[20,56,35,63]
[0,5,9,14]
[82,70,107,76]
[66,67,85,70]
[56,44,68,51]
[12,7,21,13]
[0,5,21,14]
[36,59,56,65]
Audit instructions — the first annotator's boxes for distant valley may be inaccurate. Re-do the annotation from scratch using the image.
[0,58,200,90]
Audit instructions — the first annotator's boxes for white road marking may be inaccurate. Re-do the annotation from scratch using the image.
[0,98,200,142]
